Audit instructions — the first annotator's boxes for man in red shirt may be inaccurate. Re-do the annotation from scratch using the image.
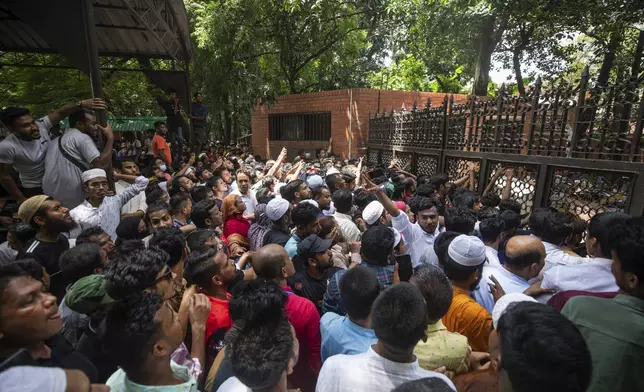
[152,121,172,170]
[183,247,237,368]
[253,244,321,391]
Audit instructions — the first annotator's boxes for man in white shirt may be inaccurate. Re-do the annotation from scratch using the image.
[541,211,586,271]
[540,212,626,303]
[70,169,149,241]
[331,189,361,243]
[316,283,455,392]
[367,176,441,266]
[0,99,105,202]
[479,215,504,267]
[114,159,147,219]
[42,110,115,208]
[481,236,548,307]
[230,171,257,220]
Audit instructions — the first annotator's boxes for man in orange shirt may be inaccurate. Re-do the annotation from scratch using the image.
[441,234,493,352]
[152,121,172,171]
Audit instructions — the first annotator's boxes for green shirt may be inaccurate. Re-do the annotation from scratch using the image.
[106,360,198,392]
[562,294,644,392]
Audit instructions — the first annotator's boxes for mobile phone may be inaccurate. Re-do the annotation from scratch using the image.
[396,254,413,282]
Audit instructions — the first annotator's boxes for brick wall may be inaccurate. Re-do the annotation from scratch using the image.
[251,89,469,160]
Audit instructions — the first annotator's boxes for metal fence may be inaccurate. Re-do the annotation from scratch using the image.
[367,68,644,221]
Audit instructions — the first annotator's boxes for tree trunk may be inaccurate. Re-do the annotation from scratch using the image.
[472,17,497,96]
[513,49,525,95]
[631,29,644,79]
[597,32,621,87]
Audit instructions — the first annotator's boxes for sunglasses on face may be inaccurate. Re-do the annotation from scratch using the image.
[152,268,173,286]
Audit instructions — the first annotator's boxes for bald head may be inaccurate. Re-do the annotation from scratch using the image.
[253,244,292,281]
[505,235,546,272]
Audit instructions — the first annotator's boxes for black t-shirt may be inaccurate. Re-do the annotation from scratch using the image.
[262,228,290,247]
[288,270,328,314]
[0,334,98,383]
[18,234,71,301]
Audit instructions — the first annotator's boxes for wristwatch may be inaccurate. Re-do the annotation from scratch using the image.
[76,100,83,109]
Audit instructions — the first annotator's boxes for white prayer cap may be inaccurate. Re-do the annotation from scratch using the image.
[447,235,486,266]
[362,201,385,225]
[266,198,290,221]
[299,199,319,208]
[81,168,107,183]
[492,292,538,329]
[307,175,324,189]
[326,167,340,176]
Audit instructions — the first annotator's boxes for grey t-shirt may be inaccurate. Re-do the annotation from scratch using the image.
[0,116,52,188]
[42,128,100,208]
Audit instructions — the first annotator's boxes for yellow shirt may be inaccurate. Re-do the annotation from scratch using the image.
[442,286,493,352]
[414,320,471,374]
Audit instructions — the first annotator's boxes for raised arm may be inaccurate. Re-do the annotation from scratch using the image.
[266,147,287,177]
[47,98,107,124]
[502,168,514,200]
[355,157,364,188]
[115,176,149,207]
[483,167,505,196]
[90,124,114,169]
[364,175,401,218]
[326,136,333,155]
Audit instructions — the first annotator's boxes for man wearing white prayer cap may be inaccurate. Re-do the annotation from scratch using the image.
[262,197,292,247]
[70,168,149,241]
[441,234,493,352]
[362,200,390,227]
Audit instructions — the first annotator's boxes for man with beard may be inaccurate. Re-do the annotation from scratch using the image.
[70,169,149,241]
[231,170,257,219]
[365,176,441,266]
[440,235,492,352]
[42,110,115,208]
[0,99,106,202]
[289,235,334,314]
[17,195,79,301]
[171,175,195,197]
[114,159,147,219]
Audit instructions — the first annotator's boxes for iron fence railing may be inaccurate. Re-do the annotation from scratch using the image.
[367,68,644,220]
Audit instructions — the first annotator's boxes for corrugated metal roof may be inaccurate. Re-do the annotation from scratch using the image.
[0,0,192,61]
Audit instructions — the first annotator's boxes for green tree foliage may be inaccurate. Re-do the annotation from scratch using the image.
[0,55,162,119]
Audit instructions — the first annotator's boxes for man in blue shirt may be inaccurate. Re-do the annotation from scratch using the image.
[285,202,321,263]
[323,226,395,315]
[190,93,208,152]
[320,267,379,362]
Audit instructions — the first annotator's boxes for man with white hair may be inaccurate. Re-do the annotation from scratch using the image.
[70,169,148,240]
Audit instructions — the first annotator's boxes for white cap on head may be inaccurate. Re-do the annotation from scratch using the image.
[81,169,107,184]
[307,175,324,189]
[265,198,290,221]
[362,200,385,225]
[299,199,319,208]
[492,292,538,329]
[447,235,486,266]
[326,167,340,176]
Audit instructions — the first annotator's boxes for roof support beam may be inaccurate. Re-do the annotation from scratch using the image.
[120,0,183,62]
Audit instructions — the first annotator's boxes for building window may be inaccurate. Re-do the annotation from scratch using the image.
[269,112,331,141]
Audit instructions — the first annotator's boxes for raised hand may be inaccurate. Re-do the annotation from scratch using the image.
[80,98,107,111]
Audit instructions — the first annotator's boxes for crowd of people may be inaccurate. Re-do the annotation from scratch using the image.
[0,100,642,392]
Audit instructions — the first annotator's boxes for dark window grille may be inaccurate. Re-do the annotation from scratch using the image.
[269,112,331,141]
